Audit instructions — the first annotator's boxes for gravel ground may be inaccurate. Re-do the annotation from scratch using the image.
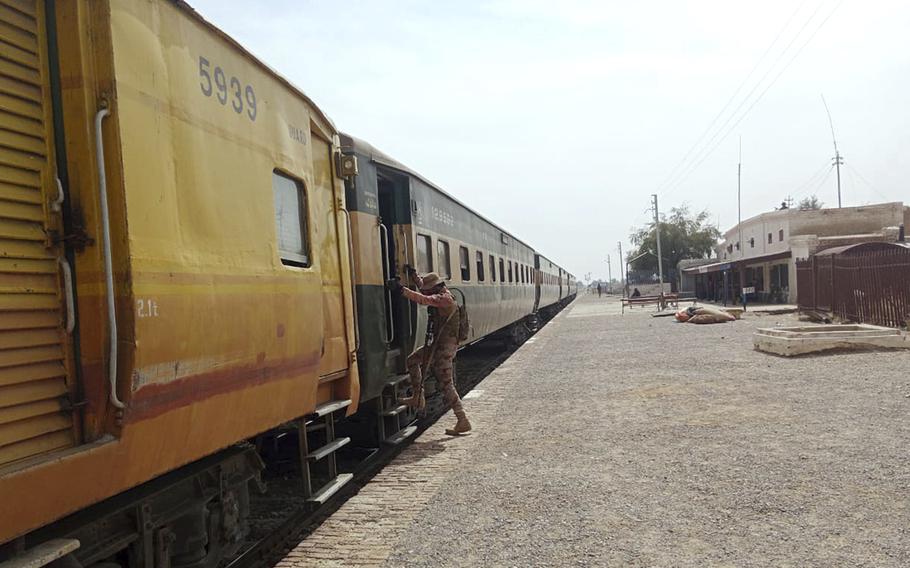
[384,295,910,567]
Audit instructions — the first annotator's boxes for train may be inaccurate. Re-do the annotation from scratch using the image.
[0,2,576,567]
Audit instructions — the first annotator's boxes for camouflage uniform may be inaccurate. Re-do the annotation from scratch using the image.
[401,274,468,429]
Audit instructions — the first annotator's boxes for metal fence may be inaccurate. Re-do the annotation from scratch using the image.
[796,248,910,328]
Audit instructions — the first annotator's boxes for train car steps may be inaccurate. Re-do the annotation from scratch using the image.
[384,425,418,446]
[299,399,352,506]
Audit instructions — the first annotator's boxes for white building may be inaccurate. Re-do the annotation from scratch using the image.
[681,201,909,304]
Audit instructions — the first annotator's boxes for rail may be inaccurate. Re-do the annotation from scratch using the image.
[95,106,125,409]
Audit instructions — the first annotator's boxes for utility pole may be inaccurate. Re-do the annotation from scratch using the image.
[606,254,612,294]
[738,137,745,310]
[651,194,664,292]
[617,241,626,297]
[822,94,843,208]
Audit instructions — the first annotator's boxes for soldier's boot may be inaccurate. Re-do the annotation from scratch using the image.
[399,387,425,411]
[445,411,472,436]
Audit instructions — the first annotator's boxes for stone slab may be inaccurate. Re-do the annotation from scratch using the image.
[754,323,910,356]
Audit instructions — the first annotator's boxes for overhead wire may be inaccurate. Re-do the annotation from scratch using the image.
[847,163,893,202]
[654,0,810,194]
[660,0,844,200]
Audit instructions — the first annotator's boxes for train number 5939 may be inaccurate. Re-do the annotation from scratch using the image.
[198,55,257,121]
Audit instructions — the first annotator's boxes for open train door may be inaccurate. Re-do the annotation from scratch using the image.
[0,0,82,467]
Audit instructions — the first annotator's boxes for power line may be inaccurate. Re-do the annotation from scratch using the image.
[847,163,893,202]
[790,161,834,199]
[661,0,844,199]
[655,0,810,194]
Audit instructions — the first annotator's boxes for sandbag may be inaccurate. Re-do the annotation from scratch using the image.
[687,310,735,324]
[675,310,690,322]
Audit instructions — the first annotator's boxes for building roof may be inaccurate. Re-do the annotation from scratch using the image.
[814,241,910,256]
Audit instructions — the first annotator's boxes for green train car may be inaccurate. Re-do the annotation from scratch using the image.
[340,135,576,444]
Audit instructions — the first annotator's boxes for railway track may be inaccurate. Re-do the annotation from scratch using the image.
[224,337,521,568]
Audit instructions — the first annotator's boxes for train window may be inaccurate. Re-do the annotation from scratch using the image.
[498,258,504,282]
[459,246,470,281]
[272,171,310,267]
[489,254,496,282]
[507,261,512,283]
[476,251,485,282]
[417,234,433,273]
[437,240,452,279]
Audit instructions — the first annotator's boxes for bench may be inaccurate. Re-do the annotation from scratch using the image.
[621,294,698,314]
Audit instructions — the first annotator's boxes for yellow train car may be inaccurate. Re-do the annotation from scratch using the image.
[1,0,357,564]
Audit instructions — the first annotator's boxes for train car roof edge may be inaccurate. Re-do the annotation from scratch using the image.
[170,1,337,132]
[340,133,543,253]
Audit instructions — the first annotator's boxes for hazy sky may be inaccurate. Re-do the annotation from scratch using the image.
[189,0,909,281]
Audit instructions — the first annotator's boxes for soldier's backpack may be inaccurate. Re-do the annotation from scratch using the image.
[450,288,471,342]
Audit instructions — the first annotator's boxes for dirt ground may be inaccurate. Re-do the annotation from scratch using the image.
[385,295,910,567]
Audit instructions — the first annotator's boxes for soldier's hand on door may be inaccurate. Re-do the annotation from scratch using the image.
[386,278,403,294]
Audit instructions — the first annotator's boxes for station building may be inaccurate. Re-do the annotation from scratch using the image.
[679,201,909,304]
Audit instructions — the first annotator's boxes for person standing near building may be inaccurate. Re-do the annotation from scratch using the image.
[597,282,602,297]
[387,267,472,436]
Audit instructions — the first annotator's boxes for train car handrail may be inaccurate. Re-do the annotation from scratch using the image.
[378,222,394,344]
[338,206,360,351]
[95,106,125,410]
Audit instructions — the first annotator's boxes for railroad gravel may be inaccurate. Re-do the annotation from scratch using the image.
[384,296,910,567]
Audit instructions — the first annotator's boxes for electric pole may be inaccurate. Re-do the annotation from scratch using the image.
[738,137,745,309]
[822,94,843,208]
[617,241,625,297]
[606,254,612,294]
[651,194,664,292]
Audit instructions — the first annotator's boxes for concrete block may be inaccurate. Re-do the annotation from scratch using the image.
[754,324,910,356]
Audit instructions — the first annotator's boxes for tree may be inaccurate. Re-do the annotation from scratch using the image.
[798,195,824,210]
[628,205,720,272]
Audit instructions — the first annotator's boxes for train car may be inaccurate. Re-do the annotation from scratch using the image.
[1,1,358,565]
[340,135,538,443]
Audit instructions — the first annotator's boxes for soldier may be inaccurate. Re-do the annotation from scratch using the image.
[387,267,472,436]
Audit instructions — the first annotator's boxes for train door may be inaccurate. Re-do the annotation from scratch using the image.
[376,174,407,356]
[311,134,348,377]
[0,1,82,466]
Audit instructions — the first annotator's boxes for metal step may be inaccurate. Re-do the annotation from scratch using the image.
[382,404,408,417]
[306,399,352,420]
[383,425,417,446]
[385,374,410,389]
[306,473,353,505]
[0,539,80,568]
[306,437,350,462]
